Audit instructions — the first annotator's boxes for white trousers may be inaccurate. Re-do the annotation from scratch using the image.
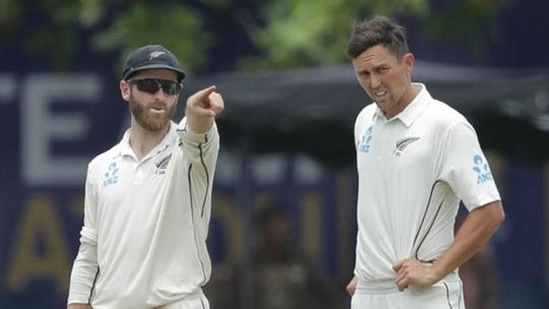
[351,274,465,309]
[155,292,209,309]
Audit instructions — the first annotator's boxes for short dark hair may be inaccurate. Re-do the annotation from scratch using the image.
[345,16,410,61]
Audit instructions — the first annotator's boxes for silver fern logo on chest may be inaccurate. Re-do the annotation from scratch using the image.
[393,137,420,156]
[155,153,172,175]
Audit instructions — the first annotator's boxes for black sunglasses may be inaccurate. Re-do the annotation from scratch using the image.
[128,78,182,96]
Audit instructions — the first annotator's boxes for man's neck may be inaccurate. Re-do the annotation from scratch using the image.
[129,123,170,161]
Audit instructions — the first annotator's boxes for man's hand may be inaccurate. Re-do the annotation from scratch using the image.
[346,275,358,296]
[185,85,224,133]
[393,258,440,291]
[67,304,92,309]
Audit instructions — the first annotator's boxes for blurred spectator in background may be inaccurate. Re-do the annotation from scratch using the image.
[207,203,343,309]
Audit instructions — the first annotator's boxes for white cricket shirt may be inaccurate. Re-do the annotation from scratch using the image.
[353,84,500,283]
[68,119,219,309]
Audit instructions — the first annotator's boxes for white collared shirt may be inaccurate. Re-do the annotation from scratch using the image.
[353,83,500,282]
[68,119,219,309]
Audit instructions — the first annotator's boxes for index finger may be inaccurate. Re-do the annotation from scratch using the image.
[194,85,217,100]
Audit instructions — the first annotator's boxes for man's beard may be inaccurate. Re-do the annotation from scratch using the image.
[129,95,176,132]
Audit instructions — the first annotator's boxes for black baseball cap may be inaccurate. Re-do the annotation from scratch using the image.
[121,44,186,82]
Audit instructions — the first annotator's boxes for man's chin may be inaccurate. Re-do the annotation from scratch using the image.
[142,118,170,132]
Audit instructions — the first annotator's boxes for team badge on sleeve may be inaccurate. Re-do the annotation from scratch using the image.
[472,154,493,184]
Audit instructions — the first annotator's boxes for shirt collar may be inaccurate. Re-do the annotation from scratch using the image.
[118,121,177,158]
[374,83,431,127]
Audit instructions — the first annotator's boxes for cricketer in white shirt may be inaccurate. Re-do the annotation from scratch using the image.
[67,44,224,309]
[352,83,501,307]
[67,118,219,309]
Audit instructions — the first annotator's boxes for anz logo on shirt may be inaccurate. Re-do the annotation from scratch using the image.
[472,154,493,184]
[358,126,373,153]
[102,162,119,188]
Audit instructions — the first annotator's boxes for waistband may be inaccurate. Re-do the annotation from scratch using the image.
[356,272,459,295]
[356,279,400,294]
[153,289,206,309]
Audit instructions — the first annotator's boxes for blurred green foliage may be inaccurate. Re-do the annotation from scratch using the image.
[420,0,512,58]
[92,2,211,75]
[0,0,512,73]
[237,0,428,71]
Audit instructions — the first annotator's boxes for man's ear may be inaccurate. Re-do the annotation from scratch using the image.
[120,80,131,101]
[404,52,415,73]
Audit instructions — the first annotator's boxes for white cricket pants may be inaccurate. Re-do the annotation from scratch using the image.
[156,292,209,309]
[351,274,465,309]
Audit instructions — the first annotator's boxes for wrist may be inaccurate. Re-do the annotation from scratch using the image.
[429,261,447,283]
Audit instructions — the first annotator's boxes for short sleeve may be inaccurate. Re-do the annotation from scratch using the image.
[438,122,501,211]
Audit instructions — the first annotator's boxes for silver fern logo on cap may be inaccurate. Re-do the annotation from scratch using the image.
[149,51,166,60]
